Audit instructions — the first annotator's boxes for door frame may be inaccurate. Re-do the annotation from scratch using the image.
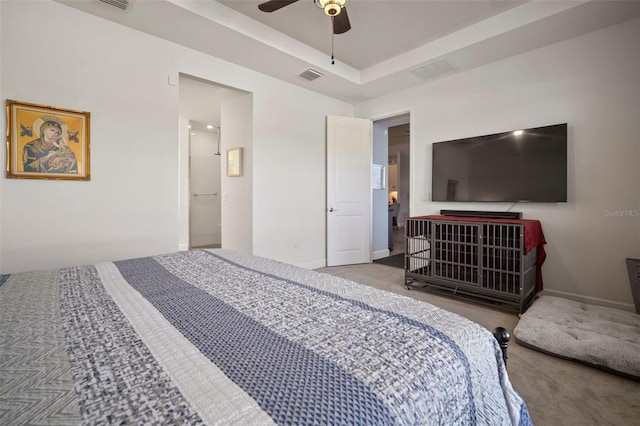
[370,107,413,259]
[177,74,252,253]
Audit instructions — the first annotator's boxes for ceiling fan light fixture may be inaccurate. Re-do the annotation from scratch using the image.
[258,0,352,64]
[316,0,347,17]
[325,3,340,16]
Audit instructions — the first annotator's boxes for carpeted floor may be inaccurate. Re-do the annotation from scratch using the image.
[315,262,640,426]
[373,253,404,269]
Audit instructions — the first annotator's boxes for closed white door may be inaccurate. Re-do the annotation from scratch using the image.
[190,128,221,248]
[326,116,372,266]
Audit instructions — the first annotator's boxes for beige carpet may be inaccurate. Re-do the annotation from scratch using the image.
[316,263,640,426]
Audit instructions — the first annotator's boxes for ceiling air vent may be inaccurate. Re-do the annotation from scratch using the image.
[410,59,457,81]
[98,0,131,11]
[298,69,323,82]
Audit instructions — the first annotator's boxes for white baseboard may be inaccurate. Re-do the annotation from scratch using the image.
[373,249,390,260]
[297,258,327,270]
[179,243,189,251]
[540,289,636,313]
[296,251,390,269]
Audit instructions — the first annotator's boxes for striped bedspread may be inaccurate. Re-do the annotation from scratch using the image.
[0,249,532,425]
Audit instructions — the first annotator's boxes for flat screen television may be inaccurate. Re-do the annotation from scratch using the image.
[431,123,567,202]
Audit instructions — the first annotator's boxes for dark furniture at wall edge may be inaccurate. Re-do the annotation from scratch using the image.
[404,215,546,313]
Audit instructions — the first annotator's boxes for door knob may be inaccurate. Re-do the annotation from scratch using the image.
[329,207,338,212]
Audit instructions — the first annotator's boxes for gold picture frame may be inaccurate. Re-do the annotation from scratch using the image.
[6,99,90,180]
[227,147,243,177]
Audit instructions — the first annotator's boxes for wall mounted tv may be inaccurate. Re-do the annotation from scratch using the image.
[432,123,567,202]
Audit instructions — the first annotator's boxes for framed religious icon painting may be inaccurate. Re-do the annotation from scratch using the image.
[6,99,91,180]
[227,147,243,177]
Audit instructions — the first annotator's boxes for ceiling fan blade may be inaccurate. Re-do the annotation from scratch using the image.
[332,6,351,34]
[258,0,299,13]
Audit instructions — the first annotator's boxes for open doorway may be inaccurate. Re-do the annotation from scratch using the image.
[189,122,222,248]
[178,74,254,252]
[372,113,410,262]
[179,76,225,250]
[388,122,410,246]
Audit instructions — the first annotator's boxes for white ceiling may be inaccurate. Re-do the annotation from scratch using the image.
[218,0,527,70]
[60,0,640,103]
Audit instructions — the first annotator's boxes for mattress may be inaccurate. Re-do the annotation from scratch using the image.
[0,249,532,425]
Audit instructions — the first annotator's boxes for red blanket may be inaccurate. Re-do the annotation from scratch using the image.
[412,215,547,291]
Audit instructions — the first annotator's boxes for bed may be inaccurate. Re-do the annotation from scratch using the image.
[0,249,532,425]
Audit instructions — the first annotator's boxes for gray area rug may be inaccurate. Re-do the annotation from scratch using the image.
[514,295,640,380]
[373,253,404,269]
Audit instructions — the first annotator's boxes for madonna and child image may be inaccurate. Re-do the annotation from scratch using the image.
[22,115,78,174]
[6,99,90,180]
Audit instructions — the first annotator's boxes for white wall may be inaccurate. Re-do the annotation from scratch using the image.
[355,18,640,310]
[178,116,191,250]
[0,3,3,259]
[0,0,352,273]
[221,93,253,253]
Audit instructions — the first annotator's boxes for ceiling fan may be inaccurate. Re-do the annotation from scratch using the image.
[257,0,352,35]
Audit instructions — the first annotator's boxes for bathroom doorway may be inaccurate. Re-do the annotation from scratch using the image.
[189,122,222,248]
